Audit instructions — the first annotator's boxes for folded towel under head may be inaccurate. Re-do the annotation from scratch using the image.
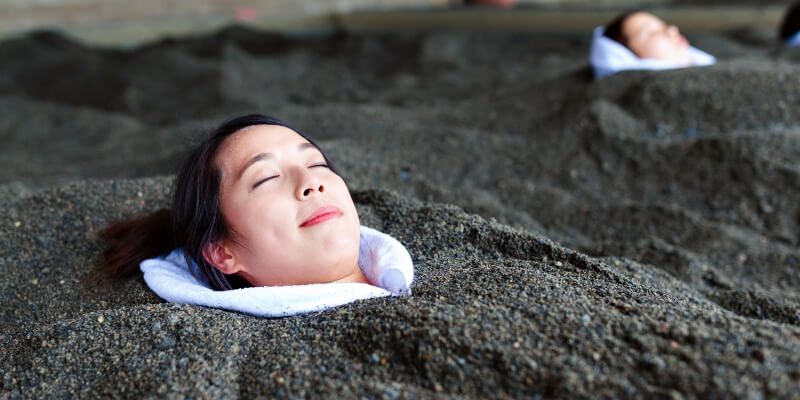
[787,31,800,47]
[140,225,414,317]
[589,26,716,79]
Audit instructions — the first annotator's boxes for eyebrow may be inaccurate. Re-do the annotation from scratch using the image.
[236,142,317,181]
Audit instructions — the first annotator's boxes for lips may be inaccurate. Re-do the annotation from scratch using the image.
[300,205,343,228]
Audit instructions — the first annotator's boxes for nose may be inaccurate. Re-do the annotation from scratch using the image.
[295,169,325,200]
[667,24,680,37]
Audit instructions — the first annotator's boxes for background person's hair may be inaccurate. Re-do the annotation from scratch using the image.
[603,10,641,47]
[95,114,339,291]
[779,1,800,41]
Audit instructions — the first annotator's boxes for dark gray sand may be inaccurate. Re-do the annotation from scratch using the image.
[1,26,800,398]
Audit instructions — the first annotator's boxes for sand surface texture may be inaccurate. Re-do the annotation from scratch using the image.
[1,27,800,398]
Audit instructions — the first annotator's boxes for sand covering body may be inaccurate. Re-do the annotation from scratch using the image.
[590,26,716,78]
[140,225,414,317]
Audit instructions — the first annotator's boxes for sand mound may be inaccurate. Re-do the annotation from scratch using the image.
[1,27,800,397]
[595,61,800,136]
[2,179,799,398]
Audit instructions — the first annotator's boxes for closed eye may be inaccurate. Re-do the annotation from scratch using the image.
[252,175,278,189]
[309,162,329,169]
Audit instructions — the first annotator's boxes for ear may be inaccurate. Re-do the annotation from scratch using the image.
[201,241,243,275]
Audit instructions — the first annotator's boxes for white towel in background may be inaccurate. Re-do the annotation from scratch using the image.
[140,225,414,317]
[589,26,716,79]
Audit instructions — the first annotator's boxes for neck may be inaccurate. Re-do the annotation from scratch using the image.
[332,263,369,285]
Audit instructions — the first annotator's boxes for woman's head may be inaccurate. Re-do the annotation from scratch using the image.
[604,11,691,64]
[173,115,362,290]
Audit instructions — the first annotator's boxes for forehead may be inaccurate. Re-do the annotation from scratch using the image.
[623,12,665,36]
[219,124,307,156]
[215,124,312,170]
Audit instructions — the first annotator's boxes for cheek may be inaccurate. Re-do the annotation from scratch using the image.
[325,176,361,242]
[647,38,682,58]
[232,197,293,252]
[232,197,304,284]
[628,40,652,59]
[329,178,359,219]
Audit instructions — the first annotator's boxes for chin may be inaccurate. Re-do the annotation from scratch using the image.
[660,51,691,65]
[676,53,692,66]
[674,45,691,60]
[320,227,360,258]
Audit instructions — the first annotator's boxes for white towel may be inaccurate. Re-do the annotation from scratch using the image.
[140,225,414,317]
[787,31,800,47]
[589,26,716,79]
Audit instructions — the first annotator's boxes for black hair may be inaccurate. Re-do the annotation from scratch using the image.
[96,114,338,291]
[779,1,800,41]
[604,10,641,47]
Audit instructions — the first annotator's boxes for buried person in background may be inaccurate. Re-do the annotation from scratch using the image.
[96,115,412,315]
[590,10,715,78]
[464,0,515,7]
[449,0,515,7]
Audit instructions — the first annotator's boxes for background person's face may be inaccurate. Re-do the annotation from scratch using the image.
[214,124,361,287]
[623,12,691,64]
